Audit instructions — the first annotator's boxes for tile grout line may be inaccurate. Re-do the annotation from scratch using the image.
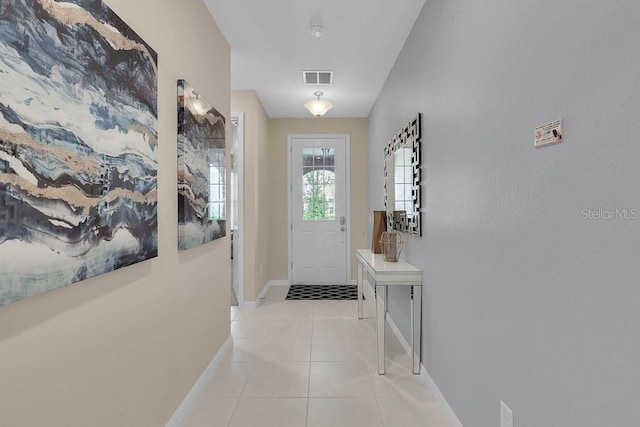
[224,396,242,427]
[306,296,316,427]
[228,302,261,426]
[359,289,390,426]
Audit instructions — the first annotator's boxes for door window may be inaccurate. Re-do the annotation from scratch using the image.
[302,148,336,220]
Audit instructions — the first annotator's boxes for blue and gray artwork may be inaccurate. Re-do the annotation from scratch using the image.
[177,80,225,250]
[0,0,158,307]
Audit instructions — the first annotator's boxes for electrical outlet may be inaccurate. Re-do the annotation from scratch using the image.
[500,400,513,427]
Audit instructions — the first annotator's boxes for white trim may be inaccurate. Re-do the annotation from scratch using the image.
[231,112,245,306]
[420,364,464,427]
[165,336,233,427]
[243,279,289,308]
[385,313,411,358]
[254,280,271,305]
[362,279,463,427]
[363,278,376,300]
[268,279,291,287]
[287,134,352,285]
[345,138,352,283]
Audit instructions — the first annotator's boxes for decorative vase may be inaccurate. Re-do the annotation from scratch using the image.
[371,210,387,254]
[379,231,404,262]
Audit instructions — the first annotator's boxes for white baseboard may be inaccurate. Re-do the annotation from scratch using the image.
[244,280,290,308]
[362,279,463,427]
[362,278,375,300]
[268,279,290,287]
[165,336,233,427]
[385,312,412,357]
[420,362,463,427]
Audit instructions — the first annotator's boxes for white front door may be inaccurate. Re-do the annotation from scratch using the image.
[289,135,349,284]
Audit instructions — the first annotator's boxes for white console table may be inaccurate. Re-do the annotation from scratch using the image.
[356,249,422,375]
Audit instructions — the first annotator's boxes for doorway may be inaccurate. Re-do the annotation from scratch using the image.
[230,112,244,306]
[288,135,351,285]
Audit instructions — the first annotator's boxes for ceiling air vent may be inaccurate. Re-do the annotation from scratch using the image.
[303,71,333,85]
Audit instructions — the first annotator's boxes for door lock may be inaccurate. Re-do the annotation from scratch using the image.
[340,216,346,225]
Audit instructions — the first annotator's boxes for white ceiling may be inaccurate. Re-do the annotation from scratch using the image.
[203,0,426,118]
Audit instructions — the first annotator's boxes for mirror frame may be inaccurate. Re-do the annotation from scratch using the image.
[383,113,422,236]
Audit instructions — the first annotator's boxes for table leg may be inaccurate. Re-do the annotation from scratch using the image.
[385,285,388,317]
[411,285,421,374]
[357,263,363,319]
[376,284,385,374]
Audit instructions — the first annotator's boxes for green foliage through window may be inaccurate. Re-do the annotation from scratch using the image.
[303,170,335,220]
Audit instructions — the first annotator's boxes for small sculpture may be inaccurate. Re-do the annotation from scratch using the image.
[379,231,404,262]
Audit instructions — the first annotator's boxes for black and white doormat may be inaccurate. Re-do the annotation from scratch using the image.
[286,284,362,300]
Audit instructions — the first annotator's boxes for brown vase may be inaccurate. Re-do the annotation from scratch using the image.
[371,211,387,254]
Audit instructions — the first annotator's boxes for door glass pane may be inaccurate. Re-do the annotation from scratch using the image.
[303,148,314,166]
[302,147,336,220]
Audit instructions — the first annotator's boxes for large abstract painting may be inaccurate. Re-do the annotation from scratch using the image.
[0,0,158,307]
[177,80,226,250]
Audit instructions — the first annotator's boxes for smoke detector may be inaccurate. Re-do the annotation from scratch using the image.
[310,24,323,37]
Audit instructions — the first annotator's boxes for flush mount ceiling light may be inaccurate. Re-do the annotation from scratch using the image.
[304,91,333,118]
[310,24,323,37]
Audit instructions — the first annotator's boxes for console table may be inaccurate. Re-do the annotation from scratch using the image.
[356,249,422,375]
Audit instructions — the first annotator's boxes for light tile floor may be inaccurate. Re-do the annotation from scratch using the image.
[178,285,451,427]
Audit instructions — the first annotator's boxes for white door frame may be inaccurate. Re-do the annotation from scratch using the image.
[287,134,351,285]
[231,112,244,306]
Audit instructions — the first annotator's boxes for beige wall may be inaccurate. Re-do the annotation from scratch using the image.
[268,119,368,281]
[231,91,271,300]
[0,1,231,426]
[229,98,369,294]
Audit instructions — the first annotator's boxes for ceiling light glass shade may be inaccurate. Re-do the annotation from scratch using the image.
[189,99,210,116]
[304,99,333,117]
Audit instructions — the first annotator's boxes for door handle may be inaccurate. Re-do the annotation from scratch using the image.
[340,226,345,232]
[340,216,346,225]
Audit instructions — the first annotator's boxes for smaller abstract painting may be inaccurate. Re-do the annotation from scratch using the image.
[177,80,226,250]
